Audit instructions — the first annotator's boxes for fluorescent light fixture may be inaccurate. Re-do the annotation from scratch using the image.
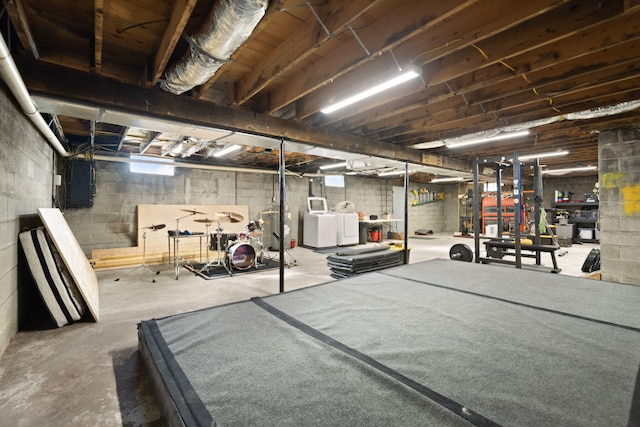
[542,166,597,175]
[213,144,242,158]
[518,150,569,161]
[431,176,465,183]
[321,66,422,114]
[377,169,409,177]
[319,161,348,170]
[447,130,530,149]
[130,154,175,176]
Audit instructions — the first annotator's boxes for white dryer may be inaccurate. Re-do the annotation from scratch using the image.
[335,212,359,246]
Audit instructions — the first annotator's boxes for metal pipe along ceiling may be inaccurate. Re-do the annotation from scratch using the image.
[160,0,269,95]
[0,34,70,157]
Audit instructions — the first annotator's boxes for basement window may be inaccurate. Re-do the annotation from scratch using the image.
[324,175,345,188]
[130,155,175,176]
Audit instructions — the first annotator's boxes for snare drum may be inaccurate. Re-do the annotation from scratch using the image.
[227,242,256,270]
[210,232,237,250]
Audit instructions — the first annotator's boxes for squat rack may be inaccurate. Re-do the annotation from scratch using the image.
[472,154,551,270]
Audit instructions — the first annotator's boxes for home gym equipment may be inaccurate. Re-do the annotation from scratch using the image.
[471,154,561,273]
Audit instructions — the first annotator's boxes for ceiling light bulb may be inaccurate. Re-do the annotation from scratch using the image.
[431,177,465,183]
[518,150,569,161]
[446,130,530,149]
[541,166,597,175]
[321,66,421,114]
[213,144,242,158]
[319,161,348,170]
[378,169,409,177]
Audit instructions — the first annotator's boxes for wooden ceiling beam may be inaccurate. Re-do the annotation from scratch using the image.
[426,0,625,87]
[268,0,474,113]
[2,0,39,59]
[149,0,198,83]
[18,59,475,172]
[93,0,104,73]
[294,0,567,119]
[358,54,640,140]
[330,12,640,135]
[232,0,383,107]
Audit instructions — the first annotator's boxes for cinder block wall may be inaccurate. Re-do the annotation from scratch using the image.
[0,84,54,357]
[598,127,640,285]
[63,163,456,257]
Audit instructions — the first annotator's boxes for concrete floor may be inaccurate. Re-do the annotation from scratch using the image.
[0,233,599,426]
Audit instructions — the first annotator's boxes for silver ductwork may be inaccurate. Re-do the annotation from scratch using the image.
[160,0,268,94]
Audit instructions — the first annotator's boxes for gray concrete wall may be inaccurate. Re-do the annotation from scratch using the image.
[598,127,640,285]
[0,83,54,357]
[62,165,457,258]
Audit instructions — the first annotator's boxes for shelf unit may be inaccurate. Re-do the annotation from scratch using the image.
[552,202,599,242]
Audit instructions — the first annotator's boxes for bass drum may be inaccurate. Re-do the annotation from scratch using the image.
[227,242,256,270]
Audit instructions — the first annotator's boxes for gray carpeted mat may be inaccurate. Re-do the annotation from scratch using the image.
[139,259,640,426]
[185,258,281,280]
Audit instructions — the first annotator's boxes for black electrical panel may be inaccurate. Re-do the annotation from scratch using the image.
[66,160,95,207]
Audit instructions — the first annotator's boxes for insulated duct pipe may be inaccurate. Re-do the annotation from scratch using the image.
[0,34,70,157]
[160,0,268,94]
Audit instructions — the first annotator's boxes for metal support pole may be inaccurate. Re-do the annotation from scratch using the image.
[403,162,409,264]
[496,165,502,238]
[473,158,481,262]
[533,158,542,263]
[513,153,522,269]
[279,138,285,293]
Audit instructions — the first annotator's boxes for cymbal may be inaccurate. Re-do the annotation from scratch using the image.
[181,208,207,215]
[215,211,244,223]
[194,218,215,224]
[143,224,166,230]
[261,210,279,214]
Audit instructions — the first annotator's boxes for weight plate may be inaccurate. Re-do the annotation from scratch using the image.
[449,243,473,262]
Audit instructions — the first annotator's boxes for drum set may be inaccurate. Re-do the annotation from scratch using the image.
[193,210,267,275]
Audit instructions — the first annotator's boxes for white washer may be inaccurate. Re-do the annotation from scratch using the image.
[303,197,337,248]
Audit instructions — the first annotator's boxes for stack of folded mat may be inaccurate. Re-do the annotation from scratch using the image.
[326,246,404,278]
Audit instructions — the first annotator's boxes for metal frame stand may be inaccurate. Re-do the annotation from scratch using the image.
[198,223,233,276]
[473,154,547,270]
[131,230,159,278]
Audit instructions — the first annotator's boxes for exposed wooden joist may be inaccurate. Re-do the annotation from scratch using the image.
[295,0,568,119]
[18,59,472,173]
[232,0,383,107]
[93,0,104,72]
[328,6,640,138]
[139,131,160,154]
[116,126,129,151]
[2,0,39,59]
[426,0,624,87]
[150,0,198,83]
[268,0,474,112]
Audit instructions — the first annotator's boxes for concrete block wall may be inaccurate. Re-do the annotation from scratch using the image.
[62,166,461,258]
[1,84,54,357]
[598,127,640,285]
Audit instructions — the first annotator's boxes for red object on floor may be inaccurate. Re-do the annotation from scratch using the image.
[370,230,380,242]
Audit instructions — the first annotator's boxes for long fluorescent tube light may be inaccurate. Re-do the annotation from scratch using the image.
[321,66,421,114]
[431,177,465,183]
[213,144,242,158]
[447,130,530,148]
[541,166,597,175]
[319,161,348,170]
[378,169,409,177]
[518,150,569,161]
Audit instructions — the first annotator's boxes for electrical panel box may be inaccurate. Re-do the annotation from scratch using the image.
[66,160,95,207]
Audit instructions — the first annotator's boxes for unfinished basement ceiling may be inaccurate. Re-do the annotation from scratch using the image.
[2,0,640,180]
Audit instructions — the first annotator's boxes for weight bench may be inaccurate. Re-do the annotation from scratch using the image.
[482,240,561,273]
